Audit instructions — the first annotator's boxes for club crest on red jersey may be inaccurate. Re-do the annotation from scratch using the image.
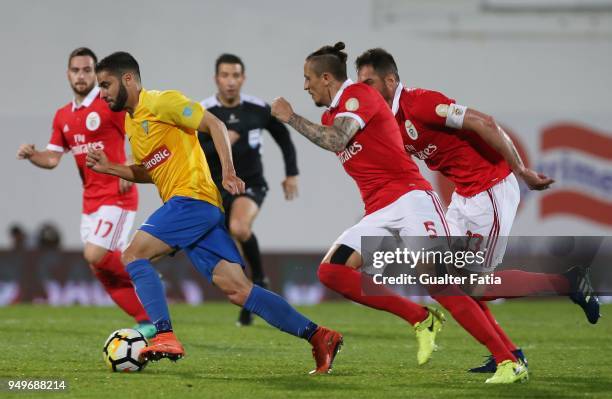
[435,104,449,118]
[86,112,101,131]
[404,120,418,140]
[345,98,359,111]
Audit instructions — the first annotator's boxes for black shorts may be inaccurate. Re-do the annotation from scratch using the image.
[222,185,268,221]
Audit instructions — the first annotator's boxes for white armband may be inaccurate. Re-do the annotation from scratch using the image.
[46,144,66,153]
[446,103,467,129]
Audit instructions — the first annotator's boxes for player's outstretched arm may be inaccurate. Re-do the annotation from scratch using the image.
[271,97,360,152]
[16,144,63,169]
[86,149,153,183]
[198,111,245,195]
[462,108,554,190]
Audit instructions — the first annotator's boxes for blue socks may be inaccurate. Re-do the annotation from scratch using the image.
[126,259,173,333]
[244,285,318,340]
[126,259,318,340]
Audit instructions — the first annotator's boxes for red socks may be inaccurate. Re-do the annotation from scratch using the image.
[477,301,517,352]
[317,263,428,325]
[432,295,516,364]
[92,251,149,323]
[480,270,570,300]
[317,263,519,364]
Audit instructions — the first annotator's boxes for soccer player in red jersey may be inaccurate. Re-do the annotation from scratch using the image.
[16,47,154,337]
[272,42,529,383]
[355,47,600,373]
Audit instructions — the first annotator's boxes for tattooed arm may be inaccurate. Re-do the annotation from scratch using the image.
[463,108,554,190]
[271,97,360,152]
[287,113,360,152]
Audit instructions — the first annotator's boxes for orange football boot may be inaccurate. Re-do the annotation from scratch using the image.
[309,326,343,375]
[140,331,185,362]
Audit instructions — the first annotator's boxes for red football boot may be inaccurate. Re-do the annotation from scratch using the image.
[309,326,343,375]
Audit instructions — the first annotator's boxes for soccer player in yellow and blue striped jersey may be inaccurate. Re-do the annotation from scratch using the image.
[86,51,342,373]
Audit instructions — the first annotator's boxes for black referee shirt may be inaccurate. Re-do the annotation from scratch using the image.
[198,94,299,189]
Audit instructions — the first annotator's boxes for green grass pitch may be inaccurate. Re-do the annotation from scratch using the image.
[0,300,610,398]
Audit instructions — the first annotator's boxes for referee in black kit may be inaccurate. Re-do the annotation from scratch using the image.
[199,54,299,326]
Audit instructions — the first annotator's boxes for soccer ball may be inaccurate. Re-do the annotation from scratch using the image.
[103,328,148,372]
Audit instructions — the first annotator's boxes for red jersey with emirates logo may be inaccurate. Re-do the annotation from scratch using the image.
[321,80,431,215]
[393,84,511,197]
[47,87,138,214]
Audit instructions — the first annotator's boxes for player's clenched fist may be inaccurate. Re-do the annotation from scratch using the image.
[271,97,294,123]
[282,175,299,201]
[222,171,246,195]
[16,144,36,160]
[86,149,110,173]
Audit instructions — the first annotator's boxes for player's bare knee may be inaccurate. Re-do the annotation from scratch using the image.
[229,220,251,242]
[83,246,106,265]
[84,251,102,265]
[121,248,140,266]
[121,242,149,264]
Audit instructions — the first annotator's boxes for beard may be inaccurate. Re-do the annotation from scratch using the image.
[109,82,128,112]
[310,91,327,108]
[71,81,95,97]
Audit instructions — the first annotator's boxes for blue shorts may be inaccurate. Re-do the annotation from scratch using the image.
[139,196,244,282]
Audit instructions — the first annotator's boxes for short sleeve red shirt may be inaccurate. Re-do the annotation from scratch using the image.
[48,87,138,214]
[321,81,431,215]
[393,85,510,197]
